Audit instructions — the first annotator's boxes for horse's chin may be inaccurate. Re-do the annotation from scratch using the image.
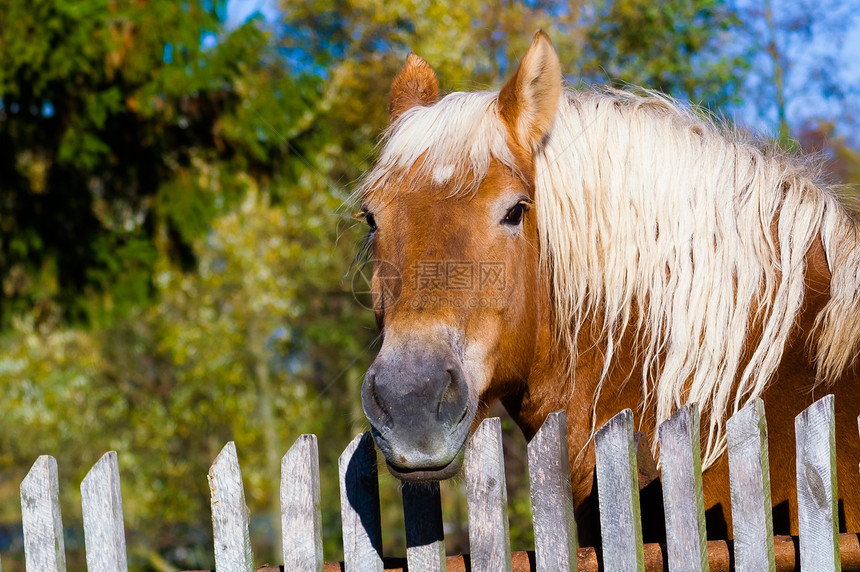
[384,449,465,482]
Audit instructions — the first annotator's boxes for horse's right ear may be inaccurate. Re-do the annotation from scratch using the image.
[498,30,562,152]
[389,53,439,123]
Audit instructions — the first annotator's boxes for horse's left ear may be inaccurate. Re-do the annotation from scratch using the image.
[498,30,562,152]
[389,53,440,123]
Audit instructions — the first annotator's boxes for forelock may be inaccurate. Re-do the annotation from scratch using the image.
[356,91,518,200]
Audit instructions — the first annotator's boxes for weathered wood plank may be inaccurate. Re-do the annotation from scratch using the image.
[658,403,708,572]
[528,410,577,572]
[594,408,644,572]
[20,455,66,572]
[726,398,775,572]
[795,394,840,571]
[208,441,255,572]
[282,434,323,572]
[339,432,383,572]
[81,451,129,572]
[402,482,446,571]
[465,417,511,572]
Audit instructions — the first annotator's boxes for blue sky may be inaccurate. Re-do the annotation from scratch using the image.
[226,0,279,29]
[225,0,860,140]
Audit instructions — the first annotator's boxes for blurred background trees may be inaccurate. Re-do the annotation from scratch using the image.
[0,0,858,568]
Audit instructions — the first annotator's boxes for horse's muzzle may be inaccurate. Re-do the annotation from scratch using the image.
[361,353,474,481]
[380,446,466,481]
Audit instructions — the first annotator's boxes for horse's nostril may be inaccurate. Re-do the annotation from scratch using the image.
[369,373,391,420]
[436,370,454,418]
[437,367,467,423]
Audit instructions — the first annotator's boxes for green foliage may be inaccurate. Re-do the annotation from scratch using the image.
[1,0,376,566]
[580,0,748,108]
[0,0,325,326]
[0,186,373,567]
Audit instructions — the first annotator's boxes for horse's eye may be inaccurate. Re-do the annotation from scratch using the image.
[502,202,530,226]
[353,208,377,232]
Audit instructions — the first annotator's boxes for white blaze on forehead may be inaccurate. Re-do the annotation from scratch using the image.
[433,165,455,185]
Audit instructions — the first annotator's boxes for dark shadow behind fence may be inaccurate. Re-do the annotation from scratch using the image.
[11,395,860,571]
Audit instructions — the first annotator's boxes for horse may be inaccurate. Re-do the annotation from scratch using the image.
[354,30,860,545]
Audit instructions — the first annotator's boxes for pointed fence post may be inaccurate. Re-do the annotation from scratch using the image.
[727,399,775,572]
[659,404,708,572]
[209,441,255,572]
[402,482,446,571]
[796,395,840,572]
[465,417,511,572]
[20,455,66,572]
[81,451,129,572]
[594,409,645,572]
[528,410,577,572]
[339,433,383,572]
[282,434,324,572]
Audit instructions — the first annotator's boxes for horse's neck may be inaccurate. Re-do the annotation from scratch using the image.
[504,279,650,442]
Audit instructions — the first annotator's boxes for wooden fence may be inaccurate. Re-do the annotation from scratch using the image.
[9,394,860,571]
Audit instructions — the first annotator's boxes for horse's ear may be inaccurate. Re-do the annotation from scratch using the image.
[498,30,562,152]
[389,53,440,123]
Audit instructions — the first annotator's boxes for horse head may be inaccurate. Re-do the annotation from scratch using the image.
[357,32,561,481]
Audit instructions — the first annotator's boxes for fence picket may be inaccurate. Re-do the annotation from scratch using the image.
[282,434,323,572]
[339,432,383,572]
[402,482,446,571]
[10,402,860,569]
[726,398,775,572]
[528,410,577,572]
[795,394,840,571]
[594,408,644,572]
[465,417,512,572]
[208,441,255,572]
[81,451,128,572]
[659,403,708,572]
[20,455,66,572]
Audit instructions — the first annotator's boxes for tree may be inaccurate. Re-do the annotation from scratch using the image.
[730,0,860,145]
[580,0,748,108]
[0,0,377,566]
[0,183,375,567]
[0,0,324,326]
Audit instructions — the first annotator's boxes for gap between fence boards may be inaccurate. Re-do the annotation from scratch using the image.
[179,532,860,572]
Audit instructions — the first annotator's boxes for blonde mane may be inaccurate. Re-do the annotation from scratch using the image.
[359,86,860,468]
